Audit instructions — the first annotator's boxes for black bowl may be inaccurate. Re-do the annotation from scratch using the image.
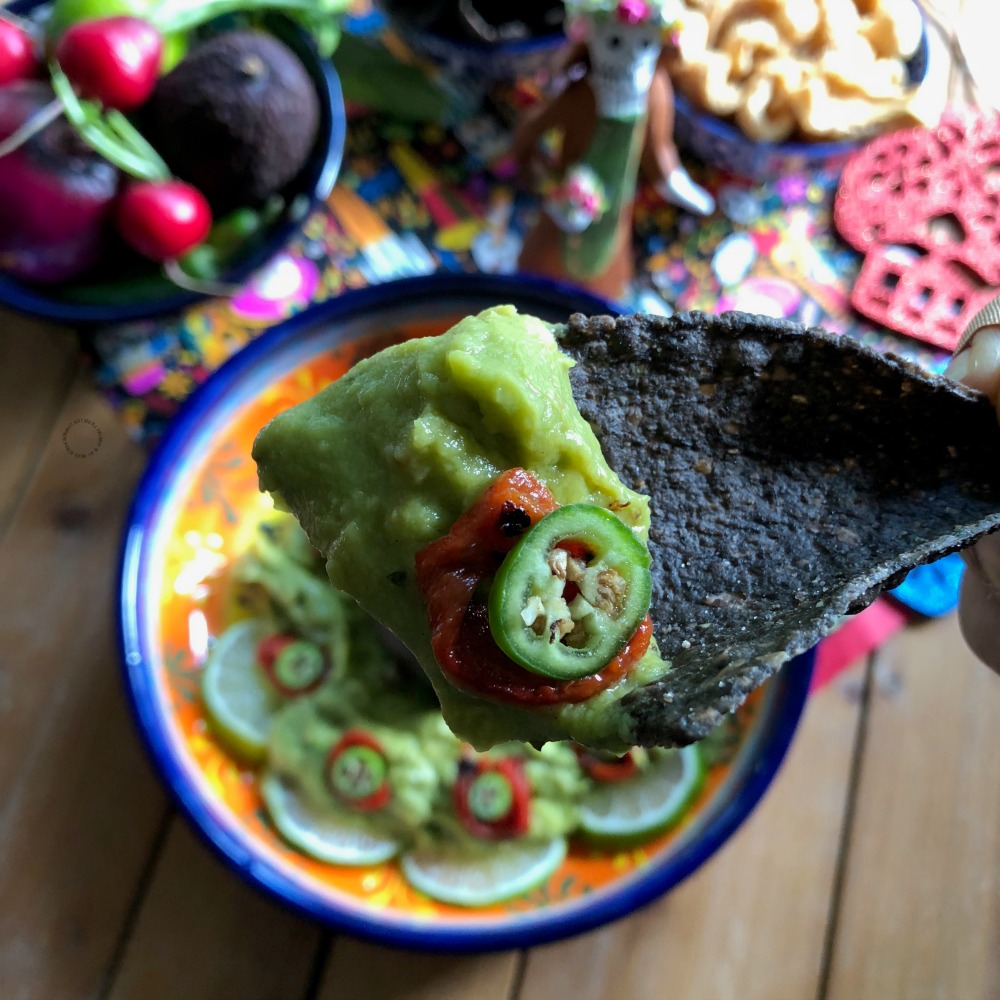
[0,2,346,325]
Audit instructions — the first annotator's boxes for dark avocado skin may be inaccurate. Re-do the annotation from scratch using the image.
[141,30,320,215]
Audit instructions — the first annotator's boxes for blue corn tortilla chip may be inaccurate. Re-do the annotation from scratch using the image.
[559,311,1000,745]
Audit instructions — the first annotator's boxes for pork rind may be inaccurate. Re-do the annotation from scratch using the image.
[669,0,928,142]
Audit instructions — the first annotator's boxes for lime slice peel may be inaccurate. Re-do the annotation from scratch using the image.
[579,744,705,848]
[201,619,279,761]
[261,771,400,866]
[400,837,567,908]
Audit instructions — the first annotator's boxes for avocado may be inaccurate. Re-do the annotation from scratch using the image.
[142,30,320,215]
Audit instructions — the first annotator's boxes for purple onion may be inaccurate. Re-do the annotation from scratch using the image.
[0,81,120,283]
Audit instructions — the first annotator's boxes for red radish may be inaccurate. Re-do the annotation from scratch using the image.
[117,180,211,260]
[0,19,37,85]
[55,16,162,111]
[0,81,119,283]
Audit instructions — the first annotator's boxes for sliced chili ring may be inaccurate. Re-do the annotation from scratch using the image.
[416,468,653,706]
[324,729,392,812]
[257,634,329,697]
[454,756,531,840]
[488,504,652,681]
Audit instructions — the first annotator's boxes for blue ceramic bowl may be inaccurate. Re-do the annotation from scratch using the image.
[673,9,931,180]
[0,3,346,325]
[118,273,814,951]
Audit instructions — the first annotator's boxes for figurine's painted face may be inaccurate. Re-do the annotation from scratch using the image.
[586,14,663,120]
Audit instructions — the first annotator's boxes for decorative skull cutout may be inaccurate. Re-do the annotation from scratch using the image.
[834,109,1000,351]
[584,14,664,119]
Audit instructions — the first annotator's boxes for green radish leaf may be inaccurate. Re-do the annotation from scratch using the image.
[105,108,171,172]
[50,63,171,182]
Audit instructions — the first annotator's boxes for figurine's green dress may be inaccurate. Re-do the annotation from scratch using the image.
[560,111,646,281]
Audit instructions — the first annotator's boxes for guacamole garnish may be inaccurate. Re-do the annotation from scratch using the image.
[253,306,673,751]
[415,467,653,705]
[202,513,725,899]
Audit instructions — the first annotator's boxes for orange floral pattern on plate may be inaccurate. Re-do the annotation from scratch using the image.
[153,319,758,924]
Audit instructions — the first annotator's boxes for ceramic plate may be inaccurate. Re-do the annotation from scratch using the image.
[119,274,813,951]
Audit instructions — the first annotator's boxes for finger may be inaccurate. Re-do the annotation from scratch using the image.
[952,294,1000,356]
[944,326,1000,403]
[970,528,1000,587]
[957,565,1000,675]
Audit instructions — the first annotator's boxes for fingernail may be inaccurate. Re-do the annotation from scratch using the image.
[954,294,1000,355]
[946,327,1000,398]
[946,350,969,382]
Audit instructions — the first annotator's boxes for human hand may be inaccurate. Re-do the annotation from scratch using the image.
[945,308,1000,675]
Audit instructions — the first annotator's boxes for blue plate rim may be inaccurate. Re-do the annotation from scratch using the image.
[118,272,814,952]
[0,4,347,326]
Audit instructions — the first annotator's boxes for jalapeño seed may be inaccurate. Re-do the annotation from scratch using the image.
[498,501,531,537]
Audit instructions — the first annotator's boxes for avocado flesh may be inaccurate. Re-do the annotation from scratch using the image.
[253,307,665,752]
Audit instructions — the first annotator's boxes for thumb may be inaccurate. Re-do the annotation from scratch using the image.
[957,534,1000,673]
[948,295,1000,674]
[945,296,1000,404]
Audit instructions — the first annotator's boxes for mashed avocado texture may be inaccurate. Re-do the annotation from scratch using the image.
[253,306,671,750]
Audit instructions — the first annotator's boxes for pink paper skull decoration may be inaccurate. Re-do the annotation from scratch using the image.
[834,109,1000,351]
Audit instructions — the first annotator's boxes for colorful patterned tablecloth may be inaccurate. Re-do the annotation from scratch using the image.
[87,29,960,658]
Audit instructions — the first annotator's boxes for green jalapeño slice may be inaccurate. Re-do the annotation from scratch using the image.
[325,730,392,812]
[468,771,514,824]
[258,635,329,697]
[454,757,530,840]
[488,504,652,681]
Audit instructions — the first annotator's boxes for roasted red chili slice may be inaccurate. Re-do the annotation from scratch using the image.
[453,756,531,840]
[415,468,651,707]
[324,729,391,812]
[573,745,640,783]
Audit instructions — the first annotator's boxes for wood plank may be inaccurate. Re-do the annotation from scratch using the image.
[518,668,868,1000]
[0,378,168,1000]
[318,939,520,1000]
[106,821,323,1000]
[825,614,1000,1000]
[0,312,77,539]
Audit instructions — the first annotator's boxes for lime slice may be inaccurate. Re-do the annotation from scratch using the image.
[400,837,567,908]
[261,771,400,866]
[201,619,278,761]
[578,744,704,847]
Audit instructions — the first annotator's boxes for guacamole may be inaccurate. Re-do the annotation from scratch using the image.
[267,698,456,844]
[227,514,592,852]
[253,307,674,751]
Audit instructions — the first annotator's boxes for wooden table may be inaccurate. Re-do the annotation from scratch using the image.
[2,4,999,997]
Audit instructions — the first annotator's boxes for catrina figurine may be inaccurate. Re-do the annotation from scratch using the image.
[514,0,714,299]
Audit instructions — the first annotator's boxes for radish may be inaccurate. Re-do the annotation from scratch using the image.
[0,16,165,164]
[117,179,211,260]
[0,18,38,85]
[55,16,162,111]
[0,81,119,283]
